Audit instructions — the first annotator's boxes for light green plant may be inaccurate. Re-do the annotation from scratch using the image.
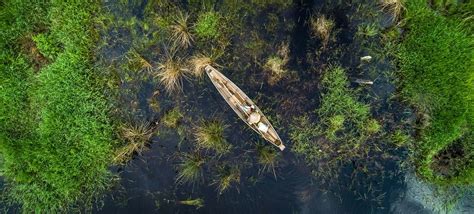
[194,120,231,155]
[162,107,183,128]
[194,11,221,40]
[176,152,205,185]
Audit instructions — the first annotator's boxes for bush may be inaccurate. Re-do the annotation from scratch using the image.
[397,0,473,185]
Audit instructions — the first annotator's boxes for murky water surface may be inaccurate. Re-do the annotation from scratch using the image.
[89,1,470,214]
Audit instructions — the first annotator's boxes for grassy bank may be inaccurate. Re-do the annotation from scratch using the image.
[0,1,114,212]
[397,0,473,185]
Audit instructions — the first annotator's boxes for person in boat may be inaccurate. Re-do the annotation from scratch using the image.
[247,111,269,133]
[241,104,255,113]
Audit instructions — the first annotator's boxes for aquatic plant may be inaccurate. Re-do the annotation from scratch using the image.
[290,66,381,183]
[256,143,279,176]
[189,54,212,77]
[176,152,205,185]
[178,198,204,209]
[0,1,115,212]
[155,53,189,93]
[126,50,153,72]
[397,0,473,185]
[162,107,183,128]
[310,15,335,47]
[263,42,290,84]
[113,122,154,164]
[170,10,193,49]
[380,0,405,20]
[194,120,231,155]
[194,11,221,40]
[212,165,240,194]
[390,130,411,147]
[356,23,379,38]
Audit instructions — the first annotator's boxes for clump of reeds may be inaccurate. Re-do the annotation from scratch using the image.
[189,54,212,77]
[310,15,335,47]
[176,152,205,185]
[162,107,183,128]
[170,11,193,49]
[155,53,189,93]
[380,0,405,21]
[113,122,154,164]
[264,42,290,84]
[212,165,240,194]
[194,120,231,155]
[256,143,279,177]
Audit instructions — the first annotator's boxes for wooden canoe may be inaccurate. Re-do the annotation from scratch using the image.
[205,65,285,151]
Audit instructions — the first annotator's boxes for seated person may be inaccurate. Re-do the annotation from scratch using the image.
[248,112,261,125]
[257,122,269,133]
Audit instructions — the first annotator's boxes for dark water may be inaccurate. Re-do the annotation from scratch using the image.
[92,0,426,213]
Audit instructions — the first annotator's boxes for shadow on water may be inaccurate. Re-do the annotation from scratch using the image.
[94,0,413,213]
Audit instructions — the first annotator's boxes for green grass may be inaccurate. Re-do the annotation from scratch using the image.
[397,0,473,185]
[0,1,115,212]
[290,66,380,181]
[162,107,183,128]
[176,152,204,185]
[194,11,221,40]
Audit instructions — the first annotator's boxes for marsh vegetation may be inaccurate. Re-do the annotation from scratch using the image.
[1,0,473,213]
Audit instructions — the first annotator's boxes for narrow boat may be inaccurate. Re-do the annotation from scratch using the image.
[205,65,286,151]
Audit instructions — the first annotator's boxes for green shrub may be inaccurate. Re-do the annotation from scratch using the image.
[194,11,220,40]
[32,33,61,60]
[397,0,473,185]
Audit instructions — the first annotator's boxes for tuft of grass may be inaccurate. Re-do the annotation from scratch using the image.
[155,52,189,94]
[380,0,405,21]
[397,0,473,185]
[125,49,153,72]
[170,10,193,49]
[356,23,379,38]
[264,42,290,84]
[310,15,335,47]
[113,122,154,164]
[194,120,231,155]
[162,107,183,128]
[326,114,345,141]
[256,143,279,176]
[194,11,221,40]
[212,165,240,194]
[189,54,212,77]
[176,152,205,185]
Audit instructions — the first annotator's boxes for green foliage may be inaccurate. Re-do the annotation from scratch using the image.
[176,152,204,185]
[356,23,379,38]
[290,66,380,181]
[194,11,221,40]
[0,1,115,212]
[212,165,240,194]
[397,0,473,185]
[162,107,183,128]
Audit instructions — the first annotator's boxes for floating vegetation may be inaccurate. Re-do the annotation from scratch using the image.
[178,198,204,209]
[155,52,189,93]
[212,165,241,194]
[290,66,382,183]
[310,15,335,47]
[126,50,153,72]
[194,120,231,155]
[176,152,205,185]
[194,11,221,40]
[264,42,290,84]
[170,10,193,49]
[189,54,212,77]
[162,107,183,128]
[357,23,379,38]
[256,143,279,176]
[113,122,154,164]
